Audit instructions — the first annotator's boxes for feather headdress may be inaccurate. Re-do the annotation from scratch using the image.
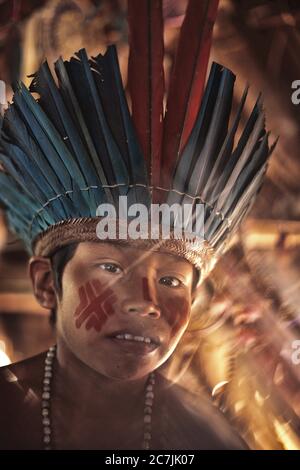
[0,0,274,281]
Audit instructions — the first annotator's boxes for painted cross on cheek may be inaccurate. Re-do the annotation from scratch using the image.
[74,279,117,332]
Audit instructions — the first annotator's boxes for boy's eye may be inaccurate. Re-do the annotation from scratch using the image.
[98,263,122,274]
[159,276,182,288]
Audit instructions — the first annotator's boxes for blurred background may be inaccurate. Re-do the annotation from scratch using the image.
[0,0,300,449]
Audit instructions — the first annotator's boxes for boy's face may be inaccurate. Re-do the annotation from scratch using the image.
[55,241,195,380]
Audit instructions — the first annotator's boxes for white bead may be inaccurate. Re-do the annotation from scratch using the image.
[145,399,153,406]
[40,346,156,450]
[144,423,151,432]
[42,347,56,450]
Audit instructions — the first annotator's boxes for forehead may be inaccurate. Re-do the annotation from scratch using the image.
[74,241,193,272]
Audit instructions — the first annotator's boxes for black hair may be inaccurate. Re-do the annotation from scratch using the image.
[192,266,200,291]
[49,242,79,323]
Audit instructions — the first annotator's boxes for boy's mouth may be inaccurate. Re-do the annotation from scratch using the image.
[106,331,161,354]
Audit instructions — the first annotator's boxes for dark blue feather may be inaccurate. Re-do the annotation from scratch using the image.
[167,63,223,207]
[54,56,113,206]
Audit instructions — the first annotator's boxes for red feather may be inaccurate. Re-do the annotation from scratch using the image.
[127,0,165,190]
[161,0,220,189]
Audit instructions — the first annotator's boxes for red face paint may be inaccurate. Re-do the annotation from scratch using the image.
[142,277,152,302]
[74,279,117,332]
[164,297,190,338]
[142,276,189,336]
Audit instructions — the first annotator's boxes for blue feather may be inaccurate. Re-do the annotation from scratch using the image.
[93,47,150,204]
[12,83,90,214]
[54,56,113,206]
[167,63,223,207]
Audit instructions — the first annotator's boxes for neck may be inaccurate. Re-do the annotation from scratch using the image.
[54,337,152,415]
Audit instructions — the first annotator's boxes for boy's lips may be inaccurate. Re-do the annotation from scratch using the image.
[106,330,161,354]
[107,337,160,354]
[106,330,161,346]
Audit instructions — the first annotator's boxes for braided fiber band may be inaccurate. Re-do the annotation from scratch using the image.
[33,217,216,281]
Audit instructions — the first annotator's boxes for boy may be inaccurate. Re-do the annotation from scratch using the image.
[0,0,272,449]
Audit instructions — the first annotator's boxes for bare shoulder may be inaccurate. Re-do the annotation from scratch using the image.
[0,351,47,449]
[158,375,248,450]
[0,350,47,400]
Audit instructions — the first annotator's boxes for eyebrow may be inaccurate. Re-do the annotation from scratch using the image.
[88,243,125,258]
[88,243,192,273]
[159,262,191,271]
[156,255,192,270]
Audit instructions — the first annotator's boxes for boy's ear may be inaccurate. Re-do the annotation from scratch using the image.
[28,256,57,310]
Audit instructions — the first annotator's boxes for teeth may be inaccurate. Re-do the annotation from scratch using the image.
[134,336,144,342]
[114,333,154,344]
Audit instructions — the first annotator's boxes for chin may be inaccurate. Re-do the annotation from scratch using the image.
[97,360,159,381]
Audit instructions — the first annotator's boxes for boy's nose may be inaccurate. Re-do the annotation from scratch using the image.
[121,277,161,318]
[122,299,161,319]
[122,275,161,318]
